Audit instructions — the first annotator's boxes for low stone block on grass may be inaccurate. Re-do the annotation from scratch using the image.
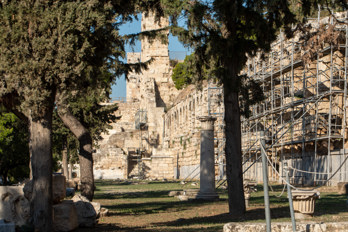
[53,200,78,232]
[72,195,101,227]
[53,174,66,204]
[0,186,30,226]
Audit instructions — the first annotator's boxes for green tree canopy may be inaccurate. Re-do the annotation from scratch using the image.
[171,54,194,89]
[0,110,29,185]
[0,0,164,230]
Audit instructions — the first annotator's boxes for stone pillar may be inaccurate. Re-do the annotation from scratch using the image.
[196,116,219,200]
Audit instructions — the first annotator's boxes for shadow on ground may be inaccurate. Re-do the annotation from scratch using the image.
[106,198,222,216]
[151,206,289,228]
[94,190,178,200]
[315,194,348,216]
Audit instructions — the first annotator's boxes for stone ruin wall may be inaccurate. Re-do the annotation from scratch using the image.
[94,101,140,179]
[93,11,226,181]
[94,61,225,181]
[163,84,224,179]
[94,11,184,180]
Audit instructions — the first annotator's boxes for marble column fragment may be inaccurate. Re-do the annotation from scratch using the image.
[196,116,219,200]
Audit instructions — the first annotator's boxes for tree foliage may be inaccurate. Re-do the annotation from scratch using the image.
[0,0,165,230]
[53,85,120,166]
[172,54,194,89]
[0,110,29,185]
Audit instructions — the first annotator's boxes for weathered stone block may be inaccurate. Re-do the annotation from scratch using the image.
[53,200,79,232]
[168,191,181,197]
[292,190,320,219]
[337,182,348,195]
[223,222,348,232]
[53,174,66,204]
[72,195,99,227]
[0,186,30,226]
[100,207,109,217]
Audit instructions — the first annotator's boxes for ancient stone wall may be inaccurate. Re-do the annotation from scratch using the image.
[162,83,225,179]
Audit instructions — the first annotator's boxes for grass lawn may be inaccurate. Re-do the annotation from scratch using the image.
[76,180,348,232]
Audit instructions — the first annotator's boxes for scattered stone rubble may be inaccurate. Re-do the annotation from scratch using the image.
[223,222,348,232]
[0,186,30,227]
[0,175,105,231]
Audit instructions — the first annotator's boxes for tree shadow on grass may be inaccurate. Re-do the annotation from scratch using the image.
[315,194,348,216]
[151,206,290,228]
[106,199,222,216]
[75,223,148,232]
[94,190,176,200]
[249,195,289,206]
[75,207,291,232]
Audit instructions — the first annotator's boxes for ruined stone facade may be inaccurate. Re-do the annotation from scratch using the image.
[95,12,348,185]
[94,12,224,180]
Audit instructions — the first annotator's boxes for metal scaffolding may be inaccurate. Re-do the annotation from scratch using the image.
[241,10,348,186]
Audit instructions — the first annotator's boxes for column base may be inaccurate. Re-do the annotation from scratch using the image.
[196,191,219,200]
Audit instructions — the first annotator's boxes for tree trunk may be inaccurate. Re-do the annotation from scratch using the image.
[29,112,53,231]
[62,146,69,179]
[57,107,94,201]
[224,89,246,216]
[2,170,8,185]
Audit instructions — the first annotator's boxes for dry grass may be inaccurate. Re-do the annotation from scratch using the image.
[76,180,348,232]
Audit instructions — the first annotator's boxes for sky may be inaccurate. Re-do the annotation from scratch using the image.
[110,16,190,100]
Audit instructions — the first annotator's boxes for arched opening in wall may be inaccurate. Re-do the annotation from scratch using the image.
[175,112,177,126]
[189,102,192,122]
[167,115,170,132]
[180,108,182,126]
[185,106,188,123]
[196,96,199,115]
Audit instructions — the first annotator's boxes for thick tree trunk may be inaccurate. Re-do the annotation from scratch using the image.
[62,147,69,179]
[29,112,53,231]
[57,107,94,201]
[224,90,246,216]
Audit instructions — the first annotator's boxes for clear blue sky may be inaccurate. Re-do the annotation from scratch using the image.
[110,16,190,100]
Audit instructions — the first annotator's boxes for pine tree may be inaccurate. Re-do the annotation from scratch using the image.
[164,0,347,216]
[0,0,163,230]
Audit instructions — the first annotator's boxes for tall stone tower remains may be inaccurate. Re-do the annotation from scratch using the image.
[126,11,179,108]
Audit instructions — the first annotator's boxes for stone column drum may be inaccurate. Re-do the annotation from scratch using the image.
[196,116,219,200]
